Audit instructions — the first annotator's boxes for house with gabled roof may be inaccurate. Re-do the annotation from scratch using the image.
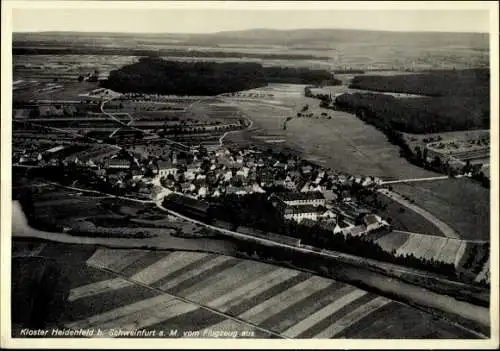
[270,191,326,207]
[157,160,178,178]
[363,214,389,232]
[282,205,322,223]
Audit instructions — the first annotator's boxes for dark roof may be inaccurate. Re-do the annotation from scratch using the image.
[274,191,325,202]
[300,219,318,227]
[158,160,176,169]
[107,158,131,167]
[363,214,379,226]
[346,225,367,236]
[283,205,320,215]
[164,193,210,212]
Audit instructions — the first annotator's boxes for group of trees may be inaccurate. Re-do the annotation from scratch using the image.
[262,66,340,86]
[334,69,490,134]
[208,193,284,232]
[101,57,340,96]
[334,93,489,134]
[204,192,459,278]
[349,69,490,97]
[332,90,490,188]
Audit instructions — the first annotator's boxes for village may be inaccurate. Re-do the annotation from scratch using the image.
[14,140,390,239]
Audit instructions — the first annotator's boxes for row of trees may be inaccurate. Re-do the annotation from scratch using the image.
[204,193,459,278]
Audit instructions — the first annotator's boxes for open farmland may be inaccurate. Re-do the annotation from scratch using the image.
[13,54,138,82]
[228,84,438,179]
[13,28,489,71]
[11,241,483,339]
[373,231,488,269]
[403,129,490,166]
[361,192,444,237]
[391,179,490,241]
[13,80,102,102]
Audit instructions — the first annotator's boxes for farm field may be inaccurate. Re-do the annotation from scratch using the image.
[229,84,438,179]
[373,231,489,273]
[402,129,490,153]
[361,192,444,237]
[13,80,102,101]
[11,241,484,339]
[391,179,490,241]
[13,28,489,71]
[13,54,138,82]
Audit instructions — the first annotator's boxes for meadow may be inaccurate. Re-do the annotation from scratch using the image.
[229,84,438,179]
[390,179,490,241]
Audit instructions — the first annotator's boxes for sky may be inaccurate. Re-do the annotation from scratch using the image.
[12,7,490,34]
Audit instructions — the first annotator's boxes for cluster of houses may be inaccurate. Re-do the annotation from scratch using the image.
[268,189,389,237]
[148,145,389,237]
[14,140,390,238]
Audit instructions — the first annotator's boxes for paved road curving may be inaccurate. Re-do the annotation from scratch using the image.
[378,188,460,239]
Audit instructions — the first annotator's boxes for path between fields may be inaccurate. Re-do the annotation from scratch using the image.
[85,264,286,339]
[380,175,463,185]
[13,119,102,144]
[34,183,470,286]
[378,188,460,239]
[100,98,190,151]
[218,117,254,147]
[15,183,488,331]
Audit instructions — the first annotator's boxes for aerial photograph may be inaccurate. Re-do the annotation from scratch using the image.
[6,2,496,344]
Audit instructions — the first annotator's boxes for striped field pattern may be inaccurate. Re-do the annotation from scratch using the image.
[374,231,488,267]
[50,247,481,339]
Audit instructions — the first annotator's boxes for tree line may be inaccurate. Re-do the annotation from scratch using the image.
[349,69,490,97]
[334,93,489,134]
[13,46,331,61]
[101,57,340,96]
[204,193,459,278]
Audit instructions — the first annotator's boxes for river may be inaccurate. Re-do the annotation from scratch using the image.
[11,201,239,255]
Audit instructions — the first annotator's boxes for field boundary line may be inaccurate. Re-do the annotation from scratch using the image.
[87,263,288,339]
[378,188,460,239]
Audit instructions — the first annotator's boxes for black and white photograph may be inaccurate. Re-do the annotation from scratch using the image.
[1,1,498,348]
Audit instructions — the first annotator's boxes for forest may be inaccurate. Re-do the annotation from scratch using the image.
[334,93,489,134]
[101,57,339,95]
[349,69,490,97]
[337,69,490,134]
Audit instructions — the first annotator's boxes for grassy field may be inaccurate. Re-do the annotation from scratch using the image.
[13,54,138,81]
[391,179,490,241]
[361,193,444,237]
[11,241,484,339]
[13,81,102,101]
[229,84,438,179]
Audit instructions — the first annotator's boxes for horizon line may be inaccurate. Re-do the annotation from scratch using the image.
[12,27,490,35]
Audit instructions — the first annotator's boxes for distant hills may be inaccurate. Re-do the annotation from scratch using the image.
[13,28,489,70]
[14,28,489,47]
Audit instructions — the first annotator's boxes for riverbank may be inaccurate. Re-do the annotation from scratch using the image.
[11,199,489,336]
[12,201,239,255]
